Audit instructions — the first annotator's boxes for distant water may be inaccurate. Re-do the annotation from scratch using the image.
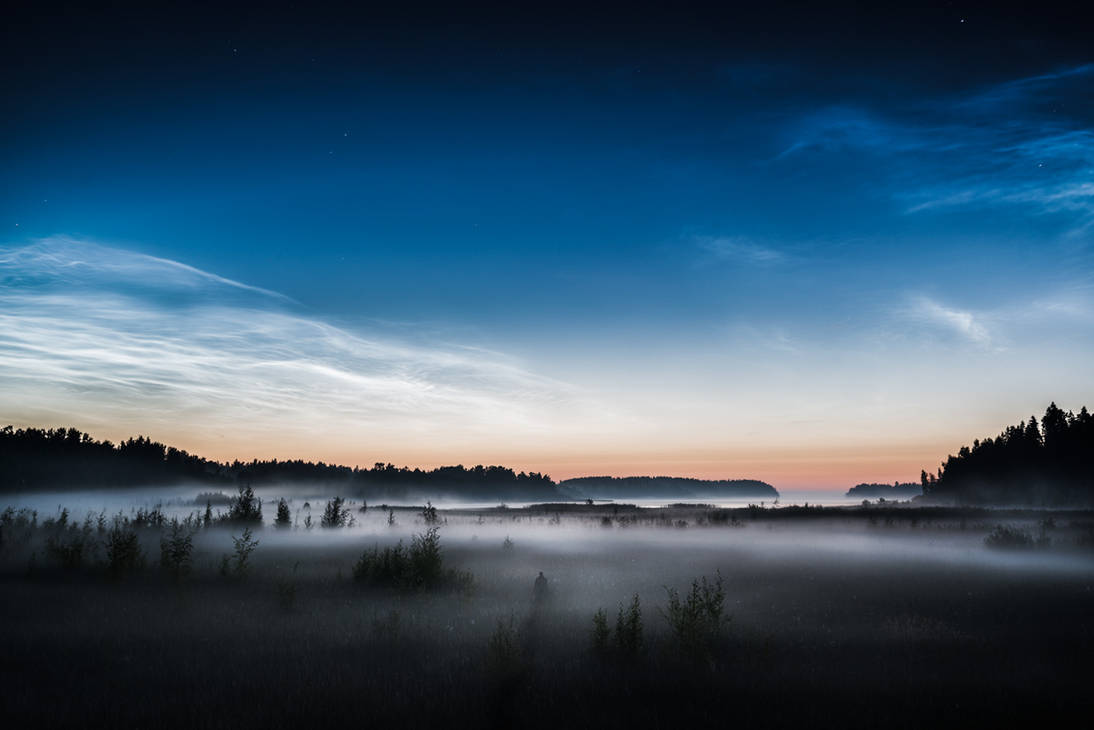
[436,491,861,510]
[0,486,865,520]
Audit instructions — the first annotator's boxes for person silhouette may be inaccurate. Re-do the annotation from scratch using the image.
[532,571,548,604]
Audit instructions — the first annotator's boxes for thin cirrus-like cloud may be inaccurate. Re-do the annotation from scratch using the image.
[899,289,1094,351]
[780,64,1094,230]
[697,236,789,265]
[906,296,993,348]
[0,237,587,455]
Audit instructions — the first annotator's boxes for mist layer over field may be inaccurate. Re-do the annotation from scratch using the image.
[2,493,1092,729]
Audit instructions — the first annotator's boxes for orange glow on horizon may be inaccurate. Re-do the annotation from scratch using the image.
[28,419,955,491]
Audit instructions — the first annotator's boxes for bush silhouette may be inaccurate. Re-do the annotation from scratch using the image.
[984,524,1034,549]
[45,530,87,570]
[274,498,291,529]
[159,521,193,579]
[661,572,729,659]
[224,528,259,578]
[104,524,144,578]
[353,527,470,592]
[592,608,610,656]
[321,497,350,528]
[225,485,263,525]
[615,594,643,657]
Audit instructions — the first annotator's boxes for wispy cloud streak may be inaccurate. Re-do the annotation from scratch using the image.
[697,236,788,265]
[905,296,993,348]
[897,289,1094,351]
[780,65,1094,231]
[0,237,588,457]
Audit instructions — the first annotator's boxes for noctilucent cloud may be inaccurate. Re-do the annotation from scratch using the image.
[1,3,1091,488]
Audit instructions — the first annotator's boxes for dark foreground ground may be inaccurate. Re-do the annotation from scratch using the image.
[1,502,1092,729]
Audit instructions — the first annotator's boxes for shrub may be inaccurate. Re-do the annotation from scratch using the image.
[45,530,87,570]
[661,572,729,659]
[615,594,643,657]
[225,485,263,525]
[321,496,351,528]
[502,535,514,551]
[353,542,409,586]
[225,528,260,577]
[984,524,1034,549]
[130,506,166,529]
[421,502,439,525]
[105,525,144,578]
[2,507,35,530]
[1,507,37,548]
[353,527,470,592]
[275,498,292,529]
[409,527,443,586]
[160,521,194,579]
[592,608,610,656]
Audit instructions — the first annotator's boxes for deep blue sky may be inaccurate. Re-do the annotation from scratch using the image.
[2,2,1091,485]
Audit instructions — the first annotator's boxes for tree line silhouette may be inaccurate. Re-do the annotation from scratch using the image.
[0,428,216,489]
[559,476,777,499]
[0,426,556,500]
[845,482,921,499]
[0,426,782,501]
[922,402,1093,506]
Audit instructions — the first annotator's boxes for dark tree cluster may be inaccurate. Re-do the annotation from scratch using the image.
[559,476,777,499]
[0,426,559,501]
[923,403,1094,506]
[846,482,922,499]
[0,427,225,491]
[233,460,558,500]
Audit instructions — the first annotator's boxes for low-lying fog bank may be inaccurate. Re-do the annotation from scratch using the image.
[2,493,1092,729]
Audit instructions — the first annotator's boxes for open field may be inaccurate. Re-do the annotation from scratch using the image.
[2,499,1093,729]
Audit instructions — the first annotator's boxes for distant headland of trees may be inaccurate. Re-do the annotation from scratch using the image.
[922,402,1093,506]
[846,482,922,499]
[0,426,777,502]
[558,476,777,500]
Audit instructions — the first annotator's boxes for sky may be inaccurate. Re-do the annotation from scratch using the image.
[1,1,1092,488]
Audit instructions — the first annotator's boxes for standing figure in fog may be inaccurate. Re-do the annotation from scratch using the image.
[533,571,549,604]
